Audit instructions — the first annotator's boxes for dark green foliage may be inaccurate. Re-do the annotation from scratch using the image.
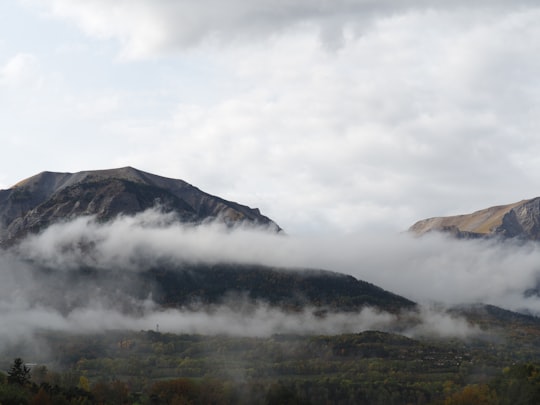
[91,380,128,405]
[26,262,415,316]
[7,358,30,386]
[266,382,309,405]
[3,332,540,404]
[147,378,238,405]
[490,364,540,405]
[143,263,415,312]
[0,331,486,404]
[0,382,30,405]
[2,306,540,404]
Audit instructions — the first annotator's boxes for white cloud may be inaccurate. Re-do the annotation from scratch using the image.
[4,1,540,236]
[0,294,481,345]
[75,94,120,117]
[22,0,359,58]
[2,210,528,347]
[12,210,540,313]
[0,53,41,87]
[25,0,540,58]
[104,7,540,232]
[0,213,492,344]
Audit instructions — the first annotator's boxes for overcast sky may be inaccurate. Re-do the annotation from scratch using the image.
[2,0,540,234]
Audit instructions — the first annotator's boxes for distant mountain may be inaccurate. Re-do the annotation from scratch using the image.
[451,303,540,328]
[409,197,540,240]
[0,167,279,244]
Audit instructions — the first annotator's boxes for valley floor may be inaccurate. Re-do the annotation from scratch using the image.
[2,316,540,404]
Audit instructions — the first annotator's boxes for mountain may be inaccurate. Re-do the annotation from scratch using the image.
[30,262,416,314]
[0,167,415,314]
[0,167,279,244]
[145,264,415,312]
[409,197,540,240]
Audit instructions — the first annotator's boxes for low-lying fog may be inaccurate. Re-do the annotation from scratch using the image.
[1,208,539,345]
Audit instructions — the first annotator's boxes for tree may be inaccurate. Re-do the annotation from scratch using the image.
[30,365,48,385]
[444,384,498,405]
[30,387,53,405]
[91,380,129,405]
[7,358,31,386]
[78,375,90,392]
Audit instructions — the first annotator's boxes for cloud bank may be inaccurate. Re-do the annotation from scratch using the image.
[13,209,540,312]
[0,209,538,348]
[27,0,540,57]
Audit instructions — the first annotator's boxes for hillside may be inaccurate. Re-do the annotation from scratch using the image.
[28,262,415,315]
[5,312,540,404]
[0,167,279,245]
[144,264,415,312]
[409,197,540,240]
[0,167,416,315]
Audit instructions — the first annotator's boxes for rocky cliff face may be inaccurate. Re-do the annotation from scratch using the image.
[409,198,540,240]
[0,167,280,244]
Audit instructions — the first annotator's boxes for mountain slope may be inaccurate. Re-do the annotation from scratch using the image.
[29,263,416,314]
[409,197,540,240]
[145,264,416,312]
[0,167,279,244]
[0,167,416,316]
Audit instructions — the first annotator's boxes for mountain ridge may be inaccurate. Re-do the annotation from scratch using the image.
[0,167,279,244]
[409,197,540,240]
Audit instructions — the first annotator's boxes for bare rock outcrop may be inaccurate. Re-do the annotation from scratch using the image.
[0,167,280,244]
[410,198,540,240]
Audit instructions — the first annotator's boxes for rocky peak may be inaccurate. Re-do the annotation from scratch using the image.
[409,198,540,240]
[0,167,280,244]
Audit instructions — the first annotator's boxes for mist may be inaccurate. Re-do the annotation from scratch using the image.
[1,208,538,347]
[14,208,540,309]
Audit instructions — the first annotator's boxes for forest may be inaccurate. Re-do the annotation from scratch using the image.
[2,317,540,405]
